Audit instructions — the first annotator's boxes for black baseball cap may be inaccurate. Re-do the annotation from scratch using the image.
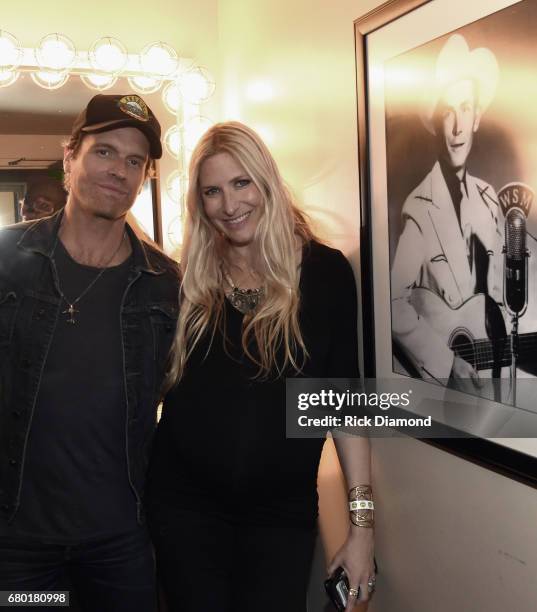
[70,94,162,159]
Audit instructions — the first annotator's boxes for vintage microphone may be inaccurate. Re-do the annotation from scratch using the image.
[505,207,528,315]
[504,207,529,404]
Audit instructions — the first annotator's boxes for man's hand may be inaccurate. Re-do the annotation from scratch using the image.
[450,354,483,392]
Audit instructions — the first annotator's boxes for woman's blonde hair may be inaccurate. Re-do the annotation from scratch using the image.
[167,121,315,384]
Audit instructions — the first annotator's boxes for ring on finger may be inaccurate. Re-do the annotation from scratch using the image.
[367,577,376,593]
[348,587,360,598]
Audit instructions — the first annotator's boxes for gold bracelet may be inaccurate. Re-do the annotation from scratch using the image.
[349,484,374,528]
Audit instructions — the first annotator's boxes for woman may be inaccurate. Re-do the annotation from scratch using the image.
[146,122,374,612]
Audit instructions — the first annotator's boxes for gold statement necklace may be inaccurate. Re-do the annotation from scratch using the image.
[223,267,265,315]
[52,232,126,324]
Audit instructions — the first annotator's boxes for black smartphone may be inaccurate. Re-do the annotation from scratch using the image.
[324,559,378,610]
[324,566,352,611]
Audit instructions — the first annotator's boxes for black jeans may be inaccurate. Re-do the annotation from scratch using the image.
[149,506,316,612]
[0,529,157,612]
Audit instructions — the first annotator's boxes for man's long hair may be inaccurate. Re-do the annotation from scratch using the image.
[167,121,315,385]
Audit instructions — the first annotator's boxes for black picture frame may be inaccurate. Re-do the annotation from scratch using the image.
[354,0,537,487]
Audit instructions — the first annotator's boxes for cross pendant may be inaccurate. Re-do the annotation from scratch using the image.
[63,303,78,325]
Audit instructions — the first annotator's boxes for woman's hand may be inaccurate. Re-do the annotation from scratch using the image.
[327,527,375,611]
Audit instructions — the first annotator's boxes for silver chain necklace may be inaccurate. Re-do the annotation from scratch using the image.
[223,267,265,314]
[52,232,126,324]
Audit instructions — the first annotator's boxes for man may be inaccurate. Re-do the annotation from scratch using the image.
[0,94,179,611]
[391,34,502,385]
[20,178,67,221]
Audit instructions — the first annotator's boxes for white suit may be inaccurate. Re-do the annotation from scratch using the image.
[391,161,503,380]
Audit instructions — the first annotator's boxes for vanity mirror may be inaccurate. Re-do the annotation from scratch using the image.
[0,31,215,253]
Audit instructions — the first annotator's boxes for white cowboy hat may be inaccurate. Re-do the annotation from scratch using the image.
[421,34,499,134]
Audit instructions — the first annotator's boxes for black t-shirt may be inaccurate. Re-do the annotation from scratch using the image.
[1,239,136,543]
[146,241,359,529]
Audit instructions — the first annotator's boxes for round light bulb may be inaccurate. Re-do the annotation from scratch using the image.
[127,75,162,94]
[164,125,181,159]
[178,56,195,73]
[36,33,76,71]
[180,67,215,104]
[0,70,19,88]
[162,81,182,115]
[31,70,70,90]
[89,37,128,73]
[140,42,178,77]
[0,30,22,70]
[183,116,212,152]
[167,215,184,248]
[80,73,118,91]
[166,171,187,203]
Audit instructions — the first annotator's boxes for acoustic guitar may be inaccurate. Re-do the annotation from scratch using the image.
[393,288,537,382]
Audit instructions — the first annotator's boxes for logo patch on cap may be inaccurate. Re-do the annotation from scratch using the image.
[118,95,150,122]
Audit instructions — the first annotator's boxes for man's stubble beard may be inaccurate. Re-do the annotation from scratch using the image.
[74,183,132,222]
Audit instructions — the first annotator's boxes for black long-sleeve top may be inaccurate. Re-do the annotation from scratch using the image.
[146,241,359,528]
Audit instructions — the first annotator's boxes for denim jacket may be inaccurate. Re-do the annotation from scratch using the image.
[0,212,179,525]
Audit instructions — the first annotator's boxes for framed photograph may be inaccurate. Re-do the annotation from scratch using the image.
[356,0,537,485]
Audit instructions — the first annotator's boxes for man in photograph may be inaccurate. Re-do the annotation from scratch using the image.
[0,94,179,610]
[391,34,503,386]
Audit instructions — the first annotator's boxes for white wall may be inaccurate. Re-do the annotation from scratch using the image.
[217,0,364,251]
[216,1,537,611]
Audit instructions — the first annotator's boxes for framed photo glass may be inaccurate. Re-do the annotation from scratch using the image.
[356,0,537,483]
